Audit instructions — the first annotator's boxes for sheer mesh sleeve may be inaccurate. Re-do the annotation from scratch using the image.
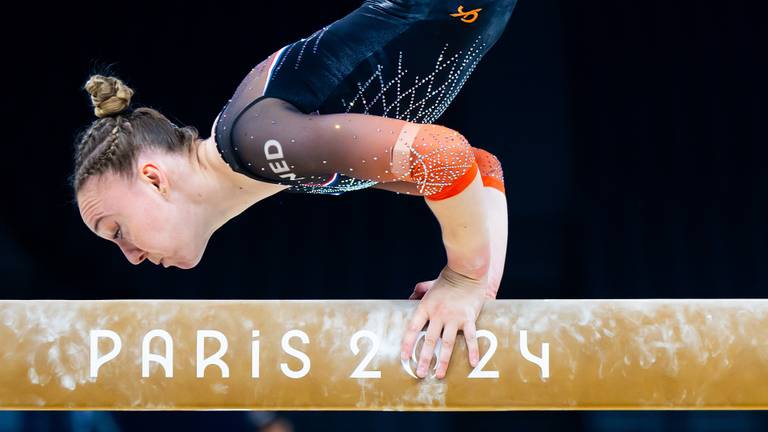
[220,96,480,199]
[212,0,519,196]
[372,147,506,195]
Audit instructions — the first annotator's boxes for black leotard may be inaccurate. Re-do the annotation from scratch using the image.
[214,0,517,196]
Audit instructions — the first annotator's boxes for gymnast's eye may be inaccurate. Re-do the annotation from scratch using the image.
[112,225,122,241]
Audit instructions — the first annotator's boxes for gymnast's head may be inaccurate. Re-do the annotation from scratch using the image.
[72,74,216,269]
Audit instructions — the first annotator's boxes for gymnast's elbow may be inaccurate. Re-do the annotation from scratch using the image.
[471,146,506,195]
[395,123,505,201]
[398,124,477,201]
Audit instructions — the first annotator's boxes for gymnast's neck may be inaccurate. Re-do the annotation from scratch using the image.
[192,136,289,231]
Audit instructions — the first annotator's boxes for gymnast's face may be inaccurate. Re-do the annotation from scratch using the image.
[77,151,212,269]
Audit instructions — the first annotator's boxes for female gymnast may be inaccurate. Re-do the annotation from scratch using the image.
[73,0,517,380]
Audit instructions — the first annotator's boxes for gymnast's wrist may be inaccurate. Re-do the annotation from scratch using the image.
[444,247,491,283]
[442,222,492,282]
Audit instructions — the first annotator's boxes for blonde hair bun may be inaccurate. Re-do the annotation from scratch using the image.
[84,75,135,118]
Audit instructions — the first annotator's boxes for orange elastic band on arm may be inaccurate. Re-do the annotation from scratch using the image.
[424,161,479,201]
[472,147,506,194]
[481,175,505,193]
[394,124,479,200]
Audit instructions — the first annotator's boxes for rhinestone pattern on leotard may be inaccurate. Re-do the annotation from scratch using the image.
[271,24,333,80]
[395,124,476,196]
[473,147,504,186]
[214,0,516,196]
[340,35,487,124]
[284,36,488,195]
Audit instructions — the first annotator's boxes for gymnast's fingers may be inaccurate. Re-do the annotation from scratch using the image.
[463,319,479,368]
[408,288,421,300]
[435,322,458,379]
[401,306,428,362]
[417,318,443,378]
[413,281,433,298]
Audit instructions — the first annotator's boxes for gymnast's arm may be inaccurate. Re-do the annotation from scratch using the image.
[372,151,508,296]
[470,148,508,297]
[229,97,502,284]
[428,148,508,297]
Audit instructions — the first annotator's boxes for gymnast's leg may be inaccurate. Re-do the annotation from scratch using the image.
[263,0,519,120]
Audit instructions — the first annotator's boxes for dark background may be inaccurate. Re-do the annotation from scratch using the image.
[1,0,766,430]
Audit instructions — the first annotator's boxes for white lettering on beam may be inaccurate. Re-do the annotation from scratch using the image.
[88,329,548,380]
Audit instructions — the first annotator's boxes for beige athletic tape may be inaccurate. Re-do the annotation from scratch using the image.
[391,123,421,176]
[0,299,767,410]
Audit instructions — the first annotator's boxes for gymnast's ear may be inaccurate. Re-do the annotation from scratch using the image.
[138,163,169,196]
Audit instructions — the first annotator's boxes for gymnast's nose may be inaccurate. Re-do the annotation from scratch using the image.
[117,242,146,265]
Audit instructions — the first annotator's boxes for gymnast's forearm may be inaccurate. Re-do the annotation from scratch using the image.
[424,172,493,282]
[484,186,508,298]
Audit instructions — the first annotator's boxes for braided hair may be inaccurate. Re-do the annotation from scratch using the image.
[71,74,200,193]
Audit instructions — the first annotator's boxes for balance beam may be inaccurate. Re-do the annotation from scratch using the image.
[0,299,766,410]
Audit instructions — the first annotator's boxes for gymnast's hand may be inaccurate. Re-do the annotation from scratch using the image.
[401,265,490,379]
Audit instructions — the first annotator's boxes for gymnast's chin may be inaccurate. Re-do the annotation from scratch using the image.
[71,75,285,270]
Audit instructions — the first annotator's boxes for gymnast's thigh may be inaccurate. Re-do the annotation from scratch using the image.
[313,0,519,119]
[264,0,518,119]
[262,0,433,113]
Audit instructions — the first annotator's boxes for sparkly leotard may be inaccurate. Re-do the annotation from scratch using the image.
[214,0,516,196]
